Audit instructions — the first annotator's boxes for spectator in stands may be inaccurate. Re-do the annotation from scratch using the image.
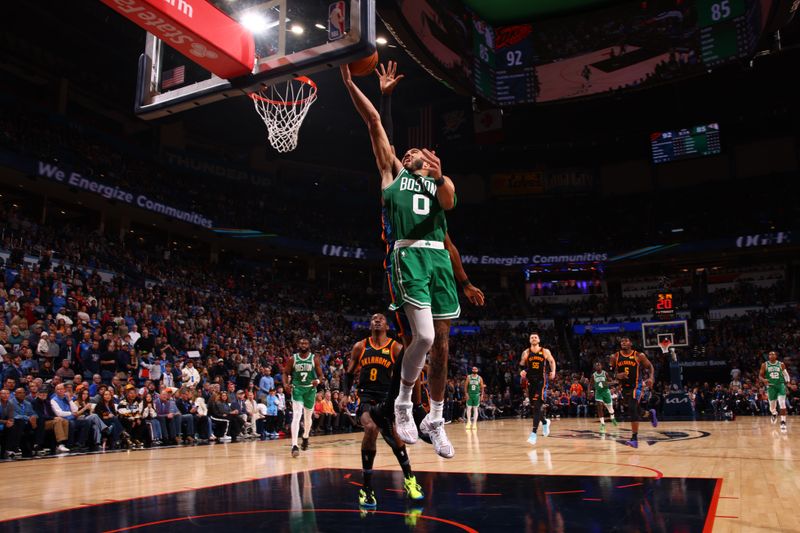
[11,387,37,455]
[31,386,70,453]
[181,359,200,389]
[1,388,21,458]
[154,389,180,445]
[95,389,124,448]
[258,367,274,401]
[55,359,75,382]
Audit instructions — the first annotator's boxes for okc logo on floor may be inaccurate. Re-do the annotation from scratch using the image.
[549,429,711,446]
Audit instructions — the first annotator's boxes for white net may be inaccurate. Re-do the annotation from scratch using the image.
[250,76,318,153]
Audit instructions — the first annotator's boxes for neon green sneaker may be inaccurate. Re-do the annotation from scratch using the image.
[359,487,377,508]
[403,475,424,500]
[600,422,606,433]
[611,417,619,427]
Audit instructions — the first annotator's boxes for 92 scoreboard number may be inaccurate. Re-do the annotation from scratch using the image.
[655,292,675,319]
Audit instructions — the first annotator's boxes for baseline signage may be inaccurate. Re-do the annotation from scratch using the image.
[573,322,641,335]
[35,161,213,228]
[462,251,608,267]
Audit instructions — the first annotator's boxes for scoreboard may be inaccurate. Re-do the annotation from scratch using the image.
[697,0,760,66]
[654,292,676,320]
[472,18,538,105]
[650,123,722,164]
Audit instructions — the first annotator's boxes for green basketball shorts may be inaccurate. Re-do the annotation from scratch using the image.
[292,385,316,410]
[595,389,613,405]
[768,384,786,401]
[388,242,460,320]
[467,395,480,407]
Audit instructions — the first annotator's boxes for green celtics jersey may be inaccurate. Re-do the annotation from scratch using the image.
[382,168,448,243]
[593,371,608,393]
[292,353,315,388]
[467,375,481,397]
[766,361,785,387]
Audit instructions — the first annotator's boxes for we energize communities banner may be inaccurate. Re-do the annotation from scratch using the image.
[36,161,213,228]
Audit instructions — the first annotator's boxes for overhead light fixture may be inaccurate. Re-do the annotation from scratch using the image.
[290,24,304,34]
[239,12,270,34]
[376,36,388,45]
[315,23,326,30]
[671,228,684,233]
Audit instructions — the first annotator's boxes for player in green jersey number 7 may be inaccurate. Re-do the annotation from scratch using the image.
[760,351,790,434]
[341,63,459,459]
[284,338,323,457]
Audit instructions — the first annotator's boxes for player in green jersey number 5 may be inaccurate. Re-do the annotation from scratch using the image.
[760,351,790,433]
[284,338,323,457]
[591,361,618,432]
[464,367,485,430]
[341,63,459,459]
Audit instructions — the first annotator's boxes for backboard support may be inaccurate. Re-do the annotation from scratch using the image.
[641,320,689,350]
[135,0,374,119]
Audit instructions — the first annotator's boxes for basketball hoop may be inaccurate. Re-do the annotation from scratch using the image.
[658,337,673,354]
[250,76,318,153]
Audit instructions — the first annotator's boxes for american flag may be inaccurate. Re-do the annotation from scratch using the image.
[161,65,186,89]
[407,105,434,149]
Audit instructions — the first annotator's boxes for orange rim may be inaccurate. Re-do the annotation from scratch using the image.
[249,76,317,106]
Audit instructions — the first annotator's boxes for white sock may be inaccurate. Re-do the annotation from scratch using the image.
[607,405,615,416]
[397,383,413,405]
[472,407,478,425]
[430,400,444,421]
[781,415,786,423]
[600,417,605,424]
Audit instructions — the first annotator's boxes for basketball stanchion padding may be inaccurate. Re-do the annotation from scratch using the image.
[250,76,318,152]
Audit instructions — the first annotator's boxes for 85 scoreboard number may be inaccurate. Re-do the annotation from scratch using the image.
[654,292,675,320]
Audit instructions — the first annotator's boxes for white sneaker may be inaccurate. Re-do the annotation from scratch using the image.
[394,401,418,444]
[220,436,232,442]
[420,414,454,459]
[542,419,551,437]
[56,444,70,453]
[465,423,472,430]
[209,435,217,441]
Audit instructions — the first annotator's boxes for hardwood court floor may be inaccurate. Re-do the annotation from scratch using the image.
[1,417,796,532]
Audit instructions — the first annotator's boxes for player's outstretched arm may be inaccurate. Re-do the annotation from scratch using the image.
[340,65,401,187]
[444,233,484,306]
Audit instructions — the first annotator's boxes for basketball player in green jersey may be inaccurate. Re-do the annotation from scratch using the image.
[464,367,484,430]
[344,313,424,509]
[341,63,459,459]
[591,361,618,432]
[284,338,322,457]
[760,351,790,433]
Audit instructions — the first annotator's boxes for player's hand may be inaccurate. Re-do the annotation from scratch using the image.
[463,283,485,306]
[549,372,556,381]
[340,64,352,83]
[616,373,627,381]
[377,61,404,95]
[520,370,527,379]
[419,149,442,179]
[284,384,292,396]
[312,379,320,387]
[645,379,654,388]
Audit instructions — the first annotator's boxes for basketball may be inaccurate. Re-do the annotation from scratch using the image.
[349,51,379,77]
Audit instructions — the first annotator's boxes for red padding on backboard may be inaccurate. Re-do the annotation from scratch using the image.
[99,0,254,79]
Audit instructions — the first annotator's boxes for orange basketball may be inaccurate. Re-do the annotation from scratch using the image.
[349,51,379,77]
